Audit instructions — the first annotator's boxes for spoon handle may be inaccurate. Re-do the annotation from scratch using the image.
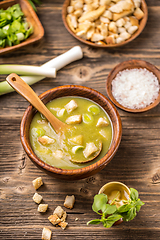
[6,73,65,133]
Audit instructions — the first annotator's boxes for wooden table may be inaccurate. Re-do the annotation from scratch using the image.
[0,0,160,239]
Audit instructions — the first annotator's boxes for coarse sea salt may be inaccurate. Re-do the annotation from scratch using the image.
[111,68,160,109]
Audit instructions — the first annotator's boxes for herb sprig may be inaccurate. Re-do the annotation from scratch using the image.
[87,188,144,228]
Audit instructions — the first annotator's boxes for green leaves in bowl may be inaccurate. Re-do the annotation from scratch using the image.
[87,188,144,228]
[0,3,33,47]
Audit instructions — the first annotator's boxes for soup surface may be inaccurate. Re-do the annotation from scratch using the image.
[29,96,112,169]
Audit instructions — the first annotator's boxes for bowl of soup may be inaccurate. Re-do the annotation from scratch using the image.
[20,85,122,180]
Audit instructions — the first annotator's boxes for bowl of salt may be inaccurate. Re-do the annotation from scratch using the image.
[106,59,160,113]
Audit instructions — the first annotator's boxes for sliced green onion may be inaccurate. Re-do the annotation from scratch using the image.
[0,46,83,96]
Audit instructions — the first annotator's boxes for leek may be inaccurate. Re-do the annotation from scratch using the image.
[0,46,83,96]
[0,65,56,78]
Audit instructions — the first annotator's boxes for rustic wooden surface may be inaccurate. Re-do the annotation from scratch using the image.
[0,0,160,239]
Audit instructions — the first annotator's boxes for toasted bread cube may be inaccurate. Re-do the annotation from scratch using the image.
[66,115,82,124]
[58,221,68,230]
[38,204,48,213]
[133,7,144,20]
[78,6,106,23]
[48,214,61,225]
[127,25,138,34]
[61,211,67,222]
[129,16,139,27]
[100,0,111,5]
[105,34,115,44]
[33,192,43,204]
[117,27,126,33]
[69,135,83,145]
[124,21,132,30]
[120,31,131,40]
[65,100,78,113]
[109,21,117,33]
[96,117,109,127]
[67,5,74,14]
[53,150,64,159]
[32,177,43,190]
[113,9,134,21]
[53,206,64,219]
[116,36,124,44]
[133,0,141,8]
[116,18,125,27]
[83,142,98,158]
[57,108,65,117]
[91,33,104,42]
[38,136,55,145]
[64,195,75,209]
[42,227,52,240]
[102,10,112,20]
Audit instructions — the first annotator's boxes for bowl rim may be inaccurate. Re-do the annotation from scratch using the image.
[98,181,130,195]
[106,59,160,113]
[62,0,148,48]
[20,85,122,178]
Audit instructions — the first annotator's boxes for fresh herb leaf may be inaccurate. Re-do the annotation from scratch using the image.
[92,194,108,214]
[130,188,139,201]
[87,219,101,225]
[87,187,144,229]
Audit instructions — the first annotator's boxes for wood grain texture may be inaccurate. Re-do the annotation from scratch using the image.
[0,0,160,239]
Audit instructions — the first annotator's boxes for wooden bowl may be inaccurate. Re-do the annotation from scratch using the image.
[106,59,160,113]
[62,0,148,48]
[0,0,44,55]
[20,85,122,180]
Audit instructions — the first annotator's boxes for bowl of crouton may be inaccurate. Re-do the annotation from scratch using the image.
[62,0,148,47]
[20,85,122,180]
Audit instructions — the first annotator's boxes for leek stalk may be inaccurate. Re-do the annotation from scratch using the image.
[0,46,83,96]
[0,65,56,78]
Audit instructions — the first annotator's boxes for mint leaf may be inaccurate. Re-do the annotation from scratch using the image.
[87,219,101,225]
[117,203,131,213]
[130,188,139,201]
[103,214,122,228]
[103,204,117,215]
[135,199,145,212]
[92,194,108,214]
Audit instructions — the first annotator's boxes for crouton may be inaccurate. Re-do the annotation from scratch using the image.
[38,136,55,145]
[38,204,48,213]
[33,192,43,204]
[48,214,61,225]
[65,100,78,113]
[66,115,82,124]
[32,177,43,190]
[69,135,83,145]
[42,227,52,240]
[127,25,138,34]
[83,142,98,158]
[64,195,75,209]
[113,9,134,21]
[58,221,68,230]
[133,7,144,20]
[109,21,117,33]
[53,150,64,159]
[78,6,106,23]
[91,33,104,42]
[53,206,64,219]
[105,34,115,44]
[116,18,125,27]
[61,211,67,222]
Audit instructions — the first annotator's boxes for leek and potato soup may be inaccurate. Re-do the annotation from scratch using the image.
[29,97,113,169]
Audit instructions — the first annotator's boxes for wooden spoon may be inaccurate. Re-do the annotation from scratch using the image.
[6,73,102,162]
[6,73,67,133]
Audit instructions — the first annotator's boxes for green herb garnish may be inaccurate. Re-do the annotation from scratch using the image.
[87,188,144,228]
[0,3,33,48]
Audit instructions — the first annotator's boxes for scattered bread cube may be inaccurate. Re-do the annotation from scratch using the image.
[66,115,82,124]
[38,136,55,145]
[48,214,61,225]
[64,195,75,209]
[33,192,43,204]
[61,211,67,222]
[42,227,52,240]
[32,177,43,190]
[83,142,98,158]
[38,204,48,213]
[58,221,68,230]
[53,206,64,219]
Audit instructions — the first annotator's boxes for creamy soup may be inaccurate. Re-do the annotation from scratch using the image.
[29,97,113,169]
